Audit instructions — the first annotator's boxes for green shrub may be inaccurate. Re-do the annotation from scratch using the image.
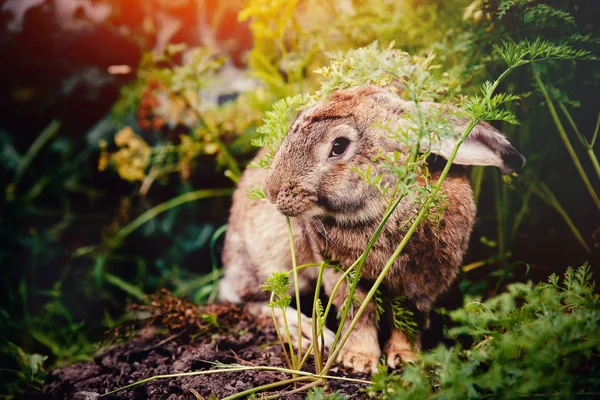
[368,264,600,399]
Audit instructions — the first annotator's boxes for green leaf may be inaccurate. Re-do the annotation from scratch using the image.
[246,188,267,199]
[104,273,146,301]
[494,38,596,69]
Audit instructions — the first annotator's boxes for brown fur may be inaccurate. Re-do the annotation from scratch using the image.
[219,85,524,373]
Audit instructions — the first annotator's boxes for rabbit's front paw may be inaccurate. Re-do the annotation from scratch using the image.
[384,330,417,368]
[337,329,380,374]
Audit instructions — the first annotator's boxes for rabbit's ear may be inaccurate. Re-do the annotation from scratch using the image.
[369,90,525,174]
[435,122,525,175]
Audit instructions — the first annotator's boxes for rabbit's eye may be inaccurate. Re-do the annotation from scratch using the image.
[330,137,350,157]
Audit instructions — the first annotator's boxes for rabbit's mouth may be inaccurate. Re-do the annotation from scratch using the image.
[272,190,323,218]
[275,201,324,218]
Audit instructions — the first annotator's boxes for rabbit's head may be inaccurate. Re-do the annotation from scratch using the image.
[265,85,524,219]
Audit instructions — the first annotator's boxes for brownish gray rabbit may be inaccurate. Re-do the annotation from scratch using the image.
[219,85,525,374]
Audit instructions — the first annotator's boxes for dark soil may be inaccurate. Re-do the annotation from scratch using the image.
[41,302,371,399]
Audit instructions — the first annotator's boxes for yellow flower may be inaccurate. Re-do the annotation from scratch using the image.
[111,127,151,182]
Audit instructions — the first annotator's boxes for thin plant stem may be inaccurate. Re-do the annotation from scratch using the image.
[173,269,224,296]
[222,376,311,400]
[262,379,325,399]
[102,367,263,396]
[532,68,600,210]
[286,217,303,365]
[208,224,228,303]
[215,137,242,179]
[295,276,330,370]
[311,262,326,373]
[270,298,293,369]
[102,364,370,398]
[587,148,600,183]
[315,261,360,357]
[280,303,298,367]
[271,310,294,368]
[291,263,326,273]
[271,290,297,368]
[557,102,587,147]
[591,112,600,148]
[558,102,600,182]
[321,263,357,328]
[509,184,534,245]
[297,342,314,370]
[471,166,485,206]
[8,119,61,200]
[531,181,591,253]
[494,172,507,266]
[104,273,145,300]
[110,188,233,247]
[462,260,488,272]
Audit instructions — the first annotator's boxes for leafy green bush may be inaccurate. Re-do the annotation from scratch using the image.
[368,264,600,399]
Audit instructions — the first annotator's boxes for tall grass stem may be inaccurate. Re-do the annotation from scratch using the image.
[532,68,600,210]
[286,217,303,365]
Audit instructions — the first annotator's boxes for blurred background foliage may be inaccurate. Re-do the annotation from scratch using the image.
[0,0,598,395]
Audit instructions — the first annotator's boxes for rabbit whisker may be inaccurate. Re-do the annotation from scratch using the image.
[311,217,331,251]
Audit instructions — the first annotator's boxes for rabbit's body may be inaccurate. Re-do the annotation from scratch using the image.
[219,85,524,373]
[308,167,476,311]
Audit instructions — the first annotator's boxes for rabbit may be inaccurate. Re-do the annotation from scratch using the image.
[219,85,525,374]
